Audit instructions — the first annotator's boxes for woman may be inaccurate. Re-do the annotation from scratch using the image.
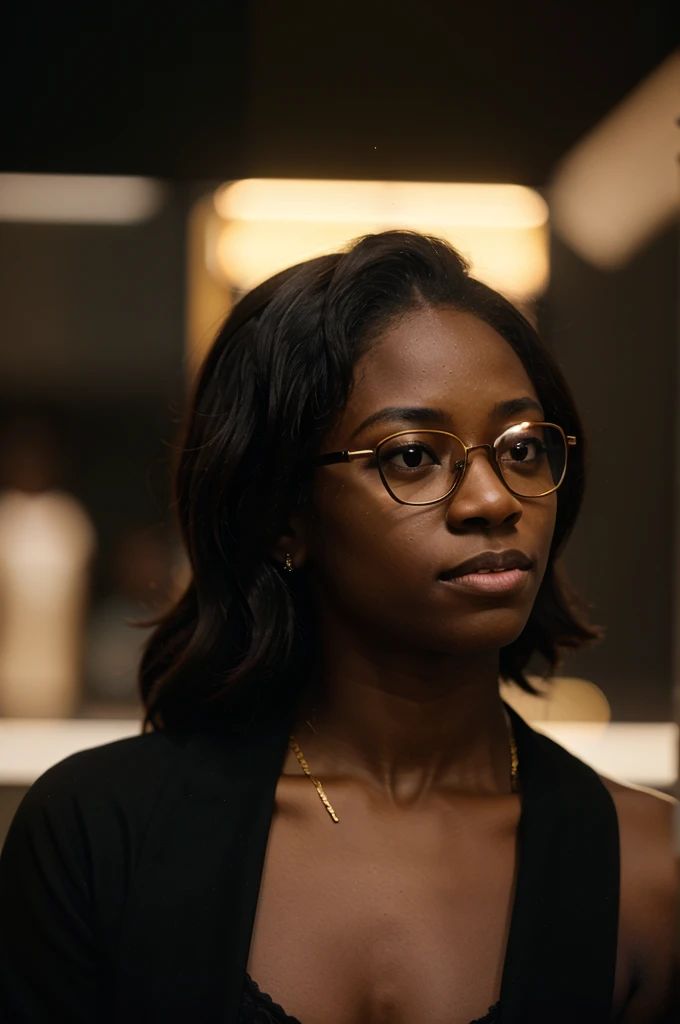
[0,231,676,1023]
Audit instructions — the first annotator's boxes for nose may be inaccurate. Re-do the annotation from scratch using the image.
[445,446,523,530]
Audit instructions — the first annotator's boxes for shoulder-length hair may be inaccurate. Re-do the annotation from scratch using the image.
[140,230,599,731]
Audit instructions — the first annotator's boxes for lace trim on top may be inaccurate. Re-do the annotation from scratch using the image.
[240,972,500,1023]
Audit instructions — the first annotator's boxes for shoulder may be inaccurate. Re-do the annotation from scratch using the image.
[0,730,192,1017]
[600,774,676,882]
[601,773,676,823]
[19,728,187,808]
[600,775,676,903]
[4,729,190,868]
[600,776,678,1018]
[0,728,197,935]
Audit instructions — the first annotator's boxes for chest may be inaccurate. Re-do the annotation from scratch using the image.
[246,778,520,1024]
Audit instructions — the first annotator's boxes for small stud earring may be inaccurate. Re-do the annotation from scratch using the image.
[284,552,294,572]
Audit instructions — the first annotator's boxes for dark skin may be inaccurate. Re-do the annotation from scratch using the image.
[253,307,678,1023]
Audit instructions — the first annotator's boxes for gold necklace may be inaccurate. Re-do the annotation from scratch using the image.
[288,727,519,824]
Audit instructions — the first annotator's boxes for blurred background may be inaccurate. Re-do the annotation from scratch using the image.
[0,2,678,844]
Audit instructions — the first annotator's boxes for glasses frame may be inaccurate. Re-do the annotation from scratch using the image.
[309,420,577,506]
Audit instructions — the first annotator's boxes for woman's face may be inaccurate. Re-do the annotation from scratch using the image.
[300,306,558,658]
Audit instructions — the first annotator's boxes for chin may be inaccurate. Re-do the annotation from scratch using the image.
[441,607,532,655]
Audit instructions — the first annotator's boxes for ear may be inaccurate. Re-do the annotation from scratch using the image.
[267,510,308,572]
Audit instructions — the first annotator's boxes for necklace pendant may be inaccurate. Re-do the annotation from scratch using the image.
[289,734,340,823]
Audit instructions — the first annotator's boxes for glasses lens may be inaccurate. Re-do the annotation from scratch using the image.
[377,431,466,503]
[496,423,566,496]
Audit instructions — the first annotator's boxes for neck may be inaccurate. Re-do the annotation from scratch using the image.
[290,625,516,803]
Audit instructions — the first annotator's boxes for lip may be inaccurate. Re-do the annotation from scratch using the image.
[439,567,531,596]
[438,549,534,597]
[439,549,534,580]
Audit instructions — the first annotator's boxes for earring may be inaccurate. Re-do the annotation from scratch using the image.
[284,552,294,572]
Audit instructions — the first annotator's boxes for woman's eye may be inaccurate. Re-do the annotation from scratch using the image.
[499,438,545,465]
[382,444,438,470]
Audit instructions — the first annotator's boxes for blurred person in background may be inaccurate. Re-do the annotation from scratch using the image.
[84,527,173,710]
[0,232,677,1023]
[0,413,95,718]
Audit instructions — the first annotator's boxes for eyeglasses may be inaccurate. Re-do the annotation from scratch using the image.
[309,421,576,506]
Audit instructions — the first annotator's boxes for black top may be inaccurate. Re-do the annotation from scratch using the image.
[0,702,620,1024]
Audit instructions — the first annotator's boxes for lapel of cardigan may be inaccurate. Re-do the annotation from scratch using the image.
[499,704,620,1023]
[113,700,295,1023]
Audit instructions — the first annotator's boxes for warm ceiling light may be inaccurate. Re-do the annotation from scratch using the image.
[210,178,550,302]
[215,179,548,228]
[550,48,680,270]
[0,174,167,224]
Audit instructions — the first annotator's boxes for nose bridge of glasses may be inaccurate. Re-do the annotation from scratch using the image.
[463,442,494,460]
[456,438,516,493]
[459,442,500,478]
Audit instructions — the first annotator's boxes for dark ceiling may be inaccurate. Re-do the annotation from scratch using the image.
[2,1,678,184]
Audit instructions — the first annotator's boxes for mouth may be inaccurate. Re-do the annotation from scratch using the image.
[438,549,534,597]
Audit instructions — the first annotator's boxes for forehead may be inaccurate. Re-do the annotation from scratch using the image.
[343,306,540,432]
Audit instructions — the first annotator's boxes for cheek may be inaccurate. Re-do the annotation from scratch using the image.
[307,476,421,592]
[311,478,395,563]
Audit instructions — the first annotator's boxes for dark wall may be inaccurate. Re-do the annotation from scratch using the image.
[2,2,676,182]
[544,227,678,721]
[2,5,252,177]
[0,193,186,397]
[246,0,676,184]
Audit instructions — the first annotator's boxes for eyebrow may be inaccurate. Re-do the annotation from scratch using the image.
[349,397,544,441]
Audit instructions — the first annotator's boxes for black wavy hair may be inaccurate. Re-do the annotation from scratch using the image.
[140,230,599,732]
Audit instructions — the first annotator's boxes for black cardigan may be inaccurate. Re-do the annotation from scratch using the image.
[0,703,619,1024]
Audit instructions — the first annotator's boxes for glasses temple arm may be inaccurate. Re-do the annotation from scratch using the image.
[309,449,374,466]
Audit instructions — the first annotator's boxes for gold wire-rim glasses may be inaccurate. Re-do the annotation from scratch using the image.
[309,421,577,505]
